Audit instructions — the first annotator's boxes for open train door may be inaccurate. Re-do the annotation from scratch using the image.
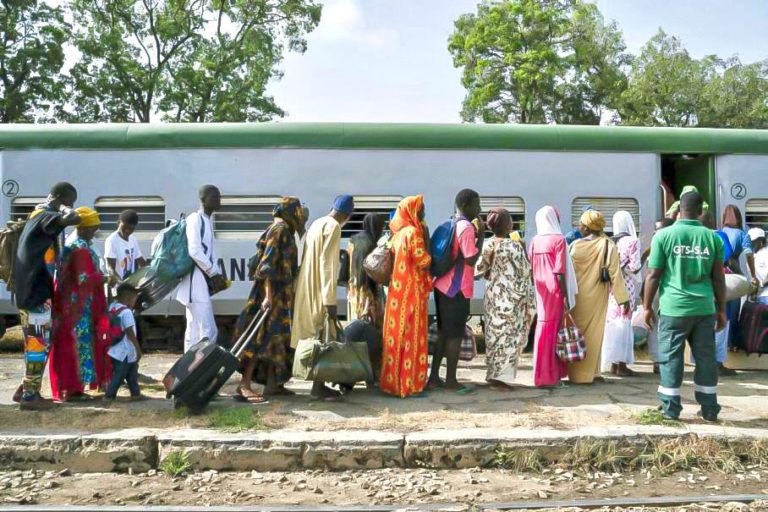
[660,154,716,217]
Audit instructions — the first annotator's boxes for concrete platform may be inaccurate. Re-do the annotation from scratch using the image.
[1,425,767,473]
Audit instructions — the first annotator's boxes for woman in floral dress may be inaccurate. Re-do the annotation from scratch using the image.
[380,195,432,398]
[476,208,536,389]
[234,197,301,402]
[49,207,110,402]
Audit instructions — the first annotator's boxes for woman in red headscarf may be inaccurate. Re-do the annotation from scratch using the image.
[380,195,432,398]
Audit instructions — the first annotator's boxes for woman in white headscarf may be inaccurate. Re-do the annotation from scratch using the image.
[601,211,642,376]
[528,206,578,387]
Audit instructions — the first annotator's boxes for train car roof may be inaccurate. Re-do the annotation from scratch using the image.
[0,123,767,154]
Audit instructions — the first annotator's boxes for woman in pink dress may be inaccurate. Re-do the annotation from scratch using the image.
[528,206,578,388]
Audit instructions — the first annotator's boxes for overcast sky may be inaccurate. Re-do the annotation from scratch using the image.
[267,0,768,123]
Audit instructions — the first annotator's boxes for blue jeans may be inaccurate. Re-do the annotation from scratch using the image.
[106,356,140,398]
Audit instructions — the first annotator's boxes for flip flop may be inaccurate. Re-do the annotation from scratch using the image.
[234,390,269,404]
[447,385,475,395]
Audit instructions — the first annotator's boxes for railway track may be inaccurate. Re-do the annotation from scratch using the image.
[3,493,767,511]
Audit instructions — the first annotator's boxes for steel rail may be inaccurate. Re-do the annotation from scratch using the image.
[2,494,766,512]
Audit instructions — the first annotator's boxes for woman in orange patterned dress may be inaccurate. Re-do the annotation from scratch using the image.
[380,195,433,398]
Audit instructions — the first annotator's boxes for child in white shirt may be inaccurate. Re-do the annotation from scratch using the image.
[105,283,144,401]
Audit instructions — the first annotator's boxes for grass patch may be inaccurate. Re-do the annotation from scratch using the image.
[495,436,768,475]
[160,451,191,477]
[207,407,265,432]
[142,383,166,393]
[634,408,685,428]
[495,447,545,472]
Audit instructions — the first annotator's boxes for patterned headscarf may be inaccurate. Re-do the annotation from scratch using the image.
[487,207,511,234]
[389,195,424,234]
[75,206,100,228]
[273,196,303,233]
[580,209,606,232]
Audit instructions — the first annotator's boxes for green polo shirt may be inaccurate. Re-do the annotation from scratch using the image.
[648,219,724,317]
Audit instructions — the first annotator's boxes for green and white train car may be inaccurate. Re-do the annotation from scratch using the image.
[1,123,767,348]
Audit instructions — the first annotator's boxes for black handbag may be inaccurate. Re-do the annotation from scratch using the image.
[599,239,611,283]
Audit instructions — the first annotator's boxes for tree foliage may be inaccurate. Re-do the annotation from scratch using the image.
[0,0,69,123]
[448,0,628,124]
[62,0,321,123]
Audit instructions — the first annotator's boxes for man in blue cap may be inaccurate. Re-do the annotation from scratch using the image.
[291,195,354,401]
[566,205,593,245]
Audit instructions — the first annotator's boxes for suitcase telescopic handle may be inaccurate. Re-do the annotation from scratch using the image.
[231,307,270,359]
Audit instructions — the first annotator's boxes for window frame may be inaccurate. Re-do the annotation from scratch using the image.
[479,196,526,239]
[571,197,641,236]
[94,196,167,240]
[9,197,46,222]
[213,195,282,239]
[340,195,403,239]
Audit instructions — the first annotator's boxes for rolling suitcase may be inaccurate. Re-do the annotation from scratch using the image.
[124,266,182,313]
[736,301,768,354]
[162,308,268,412]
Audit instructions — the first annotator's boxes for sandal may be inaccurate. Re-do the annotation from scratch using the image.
[446,384,475,395]
[234,388,269,404]
[310,385,344,402]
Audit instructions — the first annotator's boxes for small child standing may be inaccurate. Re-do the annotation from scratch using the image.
[105,283,145,401]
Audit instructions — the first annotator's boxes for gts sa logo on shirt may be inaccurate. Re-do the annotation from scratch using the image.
[672,245,711,258]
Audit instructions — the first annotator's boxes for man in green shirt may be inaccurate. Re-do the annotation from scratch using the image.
[644,192,726,422]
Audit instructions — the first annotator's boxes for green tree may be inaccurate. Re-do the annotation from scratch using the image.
[617,29,708,127]
[0,0,69,123]
[448,0,627,124]
[697,58,768,129]
[63,0,320,123]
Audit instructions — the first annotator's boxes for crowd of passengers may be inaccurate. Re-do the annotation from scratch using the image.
[14,182,768,422]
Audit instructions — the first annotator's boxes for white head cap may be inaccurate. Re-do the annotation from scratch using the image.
[748,227,766,242]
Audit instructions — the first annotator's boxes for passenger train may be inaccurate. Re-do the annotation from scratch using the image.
[2,123,767,349]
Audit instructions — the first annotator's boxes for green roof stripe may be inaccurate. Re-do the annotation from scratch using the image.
[0,123,767,154]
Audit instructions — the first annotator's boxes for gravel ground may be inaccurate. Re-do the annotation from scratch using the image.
[2,467,768,508]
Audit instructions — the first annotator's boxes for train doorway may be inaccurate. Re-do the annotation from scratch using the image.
[661,154,716,216]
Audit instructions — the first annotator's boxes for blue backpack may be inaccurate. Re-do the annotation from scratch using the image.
[150,217,194,280]
[430,217,459,277]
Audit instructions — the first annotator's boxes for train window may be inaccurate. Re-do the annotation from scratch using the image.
[94,196,166,234]
[9,197,46,221]
[479,197,526,238]
[214,196,280,237]
[746,199,768,229]
[571,197,640,235]
[341,196,403,238]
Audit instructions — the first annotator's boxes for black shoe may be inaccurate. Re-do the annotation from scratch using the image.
[661,412,679,421]
[698,410,719,423]
[718,364,737,377]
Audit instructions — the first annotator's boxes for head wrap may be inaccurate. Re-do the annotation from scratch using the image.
[487,207,511,234]
[273,196,303,232]
[389,195,424,234]
[722,204,744,230]
[535,206,562,235]
[332,195,354,216]
[748,228,766,242]
[75,206,100,228]
[612,211,637,239]
[580,209,606,233]
[361,213,385,243]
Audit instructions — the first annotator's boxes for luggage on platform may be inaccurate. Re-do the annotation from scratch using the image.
[124,266,181,313]
[735,300,768,354]
[162,308,269,412]
[292,320,374,385]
